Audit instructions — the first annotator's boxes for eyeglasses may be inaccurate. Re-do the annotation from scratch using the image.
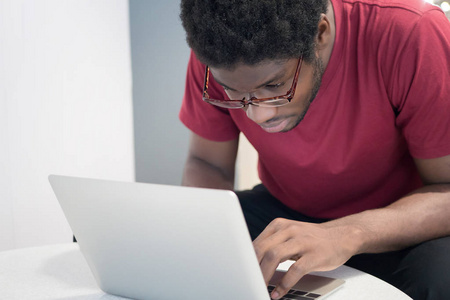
[202,56,303,109]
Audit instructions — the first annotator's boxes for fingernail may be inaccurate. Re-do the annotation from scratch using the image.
[271,290,279,299]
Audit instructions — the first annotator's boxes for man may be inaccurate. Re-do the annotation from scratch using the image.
[179,0,450,299]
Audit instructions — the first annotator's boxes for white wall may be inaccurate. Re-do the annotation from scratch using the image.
[0,0,135,251]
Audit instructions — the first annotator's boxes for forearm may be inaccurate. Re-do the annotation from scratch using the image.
[324,184,450,254]
[182,156,235,190]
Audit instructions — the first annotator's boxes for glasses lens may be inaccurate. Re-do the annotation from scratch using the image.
[203,99,244,109]
[203,98,291,108]
[253,98,290,107]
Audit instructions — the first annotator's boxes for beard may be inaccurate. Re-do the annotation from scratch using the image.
[280,55,326,132]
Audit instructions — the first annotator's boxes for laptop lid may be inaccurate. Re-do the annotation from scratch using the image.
[49,175,344,300]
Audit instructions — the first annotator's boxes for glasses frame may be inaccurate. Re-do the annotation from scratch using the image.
[202,56,303,109]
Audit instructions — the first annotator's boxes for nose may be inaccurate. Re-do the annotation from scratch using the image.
[245,104,277,125]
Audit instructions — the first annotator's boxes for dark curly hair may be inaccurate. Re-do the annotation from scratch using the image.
[180,0,328,68]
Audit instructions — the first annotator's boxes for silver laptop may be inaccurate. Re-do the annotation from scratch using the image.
[49,175,344,300]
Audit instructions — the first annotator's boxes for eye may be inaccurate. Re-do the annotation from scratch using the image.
[266,83,283,89]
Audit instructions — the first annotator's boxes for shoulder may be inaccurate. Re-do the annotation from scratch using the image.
[340,0,446,34]
[341,0,443,16]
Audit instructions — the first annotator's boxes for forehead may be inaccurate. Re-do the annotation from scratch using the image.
[209,58,296,90]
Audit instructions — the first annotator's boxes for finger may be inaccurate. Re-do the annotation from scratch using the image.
[260,237,305,285]
[253,218,288,244]
[253,219,291,262]
[259,243,296,285]
[271,259,310,299]
[254,232,289,264]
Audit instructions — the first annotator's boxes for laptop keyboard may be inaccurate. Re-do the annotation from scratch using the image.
[268,285,321,300]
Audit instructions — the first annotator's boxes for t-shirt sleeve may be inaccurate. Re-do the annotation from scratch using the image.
[179,51,240,141]
[389,9,450,159]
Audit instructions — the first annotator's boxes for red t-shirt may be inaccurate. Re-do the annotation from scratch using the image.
[179,0,450,219]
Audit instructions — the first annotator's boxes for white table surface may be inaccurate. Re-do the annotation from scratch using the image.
[0,243,412,300]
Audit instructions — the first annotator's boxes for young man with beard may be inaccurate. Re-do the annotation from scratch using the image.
[178,0,450,299]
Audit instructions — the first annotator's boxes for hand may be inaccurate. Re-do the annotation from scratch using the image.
[253,218,361,299]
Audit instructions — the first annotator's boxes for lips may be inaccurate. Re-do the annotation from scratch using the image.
[259,118,290,133]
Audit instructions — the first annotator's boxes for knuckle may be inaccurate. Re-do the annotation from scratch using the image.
[289,262,305,276]
[286,224,298,235]
[265,248,280,261]
[270,218,286,228]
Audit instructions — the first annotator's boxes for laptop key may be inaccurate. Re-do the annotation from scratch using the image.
[292,290,308,295]
[305,293,321,298]
[281,293,313,299]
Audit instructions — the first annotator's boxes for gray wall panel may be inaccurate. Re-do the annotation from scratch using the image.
[129,0,190,185]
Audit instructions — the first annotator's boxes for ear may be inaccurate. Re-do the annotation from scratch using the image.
[316,14,333,52]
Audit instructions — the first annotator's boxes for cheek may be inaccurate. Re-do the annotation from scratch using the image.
[290,67,317,106]
[287,91,311,112]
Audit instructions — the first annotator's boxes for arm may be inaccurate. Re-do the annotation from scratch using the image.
[182,132,239,190]
[327,155,450,254]
[256,154,450,299]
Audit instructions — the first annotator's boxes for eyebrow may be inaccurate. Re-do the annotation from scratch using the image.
[212,69,288,92]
